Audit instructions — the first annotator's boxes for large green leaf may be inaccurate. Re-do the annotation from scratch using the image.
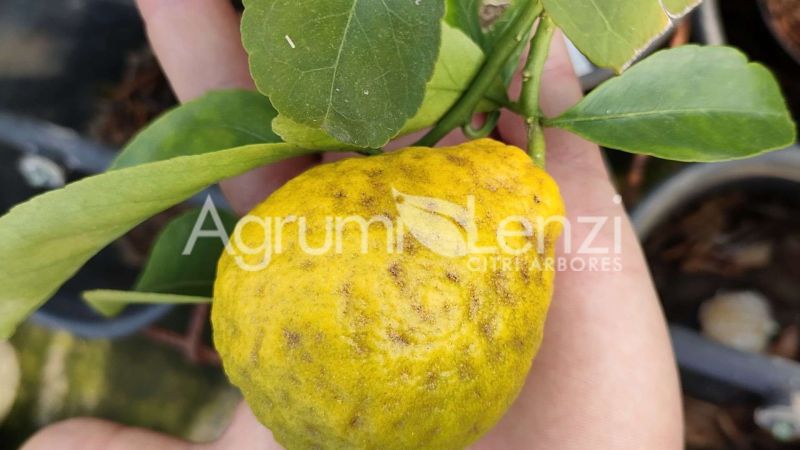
[0,143,314,339]
[542,0,698,72]
[85,207,236,317]
[272,24,501,150]
[661,0,702,16]
[135,207,237,295]
[445,0,484,47]
[112,90,280,169]
[241,0,445,148]
[547,46,797,161]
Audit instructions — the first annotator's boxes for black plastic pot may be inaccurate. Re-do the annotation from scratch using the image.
[0,112,172,339]
[633,146,800,439]
[0,0,145,133]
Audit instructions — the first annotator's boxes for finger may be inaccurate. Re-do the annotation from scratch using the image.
[136,0,318,215]
[207,403,283,450]
[497,30,605,169]
[497,31,615,211]
[21,418,188,450]
[136,0,254,101]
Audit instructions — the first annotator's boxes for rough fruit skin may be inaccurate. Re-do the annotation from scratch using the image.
[212,139,564,450]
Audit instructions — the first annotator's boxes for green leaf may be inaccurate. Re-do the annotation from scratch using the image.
[241,0,445,148]
[547,46,797,161]
[272,24,500,150]
[135,207,237,295]
[661,0,702,17]
[542,0,698,72]
[112,90,280,169]
[445,0,484,47]
[484,0,531,86]
[84,291,211,319]
[0,143,314,339]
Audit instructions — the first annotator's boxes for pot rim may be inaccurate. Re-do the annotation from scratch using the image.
[632,145,800,240]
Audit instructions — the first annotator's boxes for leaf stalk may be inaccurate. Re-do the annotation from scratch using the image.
[520,14,556,167]
[416,0,543,147]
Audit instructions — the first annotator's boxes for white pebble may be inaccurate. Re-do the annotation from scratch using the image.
[699,290,778,353]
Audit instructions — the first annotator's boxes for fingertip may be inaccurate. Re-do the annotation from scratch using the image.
[220,155,320,215]
[497,27,585,149]
[210,402,282,450]
[539,31,583,117]
[136,0,253,102]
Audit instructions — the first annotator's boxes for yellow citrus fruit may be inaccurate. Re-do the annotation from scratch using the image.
[212,138,564,449]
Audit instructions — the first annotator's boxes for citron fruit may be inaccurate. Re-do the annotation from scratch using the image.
[212,138,564,449]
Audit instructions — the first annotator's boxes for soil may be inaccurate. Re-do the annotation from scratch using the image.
[90,47,176,148]
[644,180,800,449]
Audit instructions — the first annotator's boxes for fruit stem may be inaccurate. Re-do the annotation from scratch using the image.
[463,111,501,139]
[415,0,543,147]
[520,14,556,167]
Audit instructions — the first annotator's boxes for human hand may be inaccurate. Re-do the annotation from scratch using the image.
[23,1,682,449]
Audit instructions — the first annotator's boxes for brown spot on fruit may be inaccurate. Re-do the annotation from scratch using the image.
[305,422,321,436]
[412,302,433,323]
[468,288,480,320]
[492,271,514,305]
[402,234,417,254]
[425,371,439,391]
[513,335,527,351]
[458,361,474,380]
[349,414,362,429]
[283,329,302,348]
[249,328,265,365]
[446,270,460,283]
[360,194,376,209]
[387,329,411,346]
[518,259,531,284]
[399,164,430,183]
[445,153,468,167]
[480,321,495,341]
[388,262,405,288]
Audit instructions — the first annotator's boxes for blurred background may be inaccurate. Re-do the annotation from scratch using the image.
[0,0,799,448]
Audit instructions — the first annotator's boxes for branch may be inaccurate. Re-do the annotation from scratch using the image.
[520,14,556,166]
[416,0,543,147]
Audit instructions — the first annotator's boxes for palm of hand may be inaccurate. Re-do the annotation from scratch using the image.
[23,1,681,449]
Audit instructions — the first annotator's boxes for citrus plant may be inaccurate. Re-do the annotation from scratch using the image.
[0,0,796,448]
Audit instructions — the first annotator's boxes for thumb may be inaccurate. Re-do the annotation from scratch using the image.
[497,29,615,211]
